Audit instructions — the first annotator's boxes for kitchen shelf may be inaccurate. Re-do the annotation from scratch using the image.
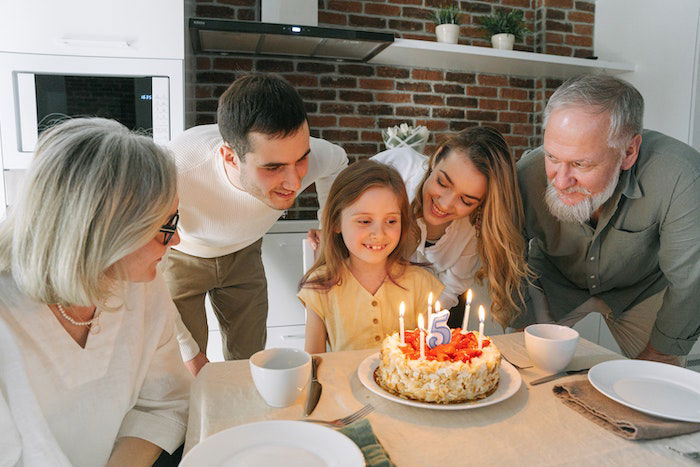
[369,38,635,79]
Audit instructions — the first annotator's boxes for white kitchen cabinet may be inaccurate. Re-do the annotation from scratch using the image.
[261,231,308,328]
[262,221,317,350]
[0,0,184,59]
[265,325,307,350]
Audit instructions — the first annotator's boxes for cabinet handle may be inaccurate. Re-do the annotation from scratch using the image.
[282,334,305,340]
[58,37,132,49]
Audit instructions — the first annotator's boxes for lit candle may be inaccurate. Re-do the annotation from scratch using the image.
[418,313,426,359]
[430,299,440,329]
[427,292,433,325]
[399,301,406,346]
[461,289,473,334]
[478,305,486,349]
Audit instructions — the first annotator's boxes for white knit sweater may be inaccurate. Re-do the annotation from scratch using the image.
[168,124,348,258]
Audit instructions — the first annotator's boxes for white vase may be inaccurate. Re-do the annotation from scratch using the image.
[435,24,460,44]
[491,33,515,50]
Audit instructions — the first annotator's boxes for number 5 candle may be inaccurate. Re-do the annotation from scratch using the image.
[427,310,451,348]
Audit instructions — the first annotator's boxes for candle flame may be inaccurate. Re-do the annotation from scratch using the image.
[399,301,405,317]
[428,292,433,306]
[478,305,485,321]
[418,313,424,330]
[466,289,473,304]
[434,300,441,313]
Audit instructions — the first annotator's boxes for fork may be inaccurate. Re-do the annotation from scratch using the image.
[667,446,700,462]
[302,403,374,428]
[501,353,533,370]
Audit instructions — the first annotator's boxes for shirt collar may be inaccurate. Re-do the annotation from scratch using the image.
[619,165,642,200]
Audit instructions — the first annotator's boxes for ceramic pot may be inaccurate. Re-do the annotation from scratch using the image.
[491,33,515,50]
[435,23,460,44]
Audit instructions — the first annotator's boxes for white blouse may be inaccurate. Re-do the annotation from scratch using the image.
[0,273,192,467]
[372,147,480,309]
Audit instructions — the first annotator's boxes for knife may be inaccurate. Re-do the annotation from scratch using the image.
[529,368,590,386]
[304,355,322,416]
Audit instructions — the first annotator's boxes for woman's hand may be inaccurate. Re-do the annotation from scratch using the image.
[307,229,322,250]
[184,351,209,376]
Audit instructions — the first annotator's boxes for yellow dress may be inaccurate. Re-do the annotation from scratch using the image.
[298,263,444,351]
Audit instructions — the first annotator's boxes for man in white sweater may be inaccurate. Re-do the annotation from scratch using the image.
[164,74,348,369]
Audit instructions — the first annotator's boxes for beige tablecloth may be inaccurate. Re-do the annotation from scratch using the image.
[185,333,700,466]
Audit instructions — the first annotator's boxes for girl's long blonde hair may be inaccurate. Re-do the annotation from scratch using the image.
[412,126,531,327]
[299,160,419,291]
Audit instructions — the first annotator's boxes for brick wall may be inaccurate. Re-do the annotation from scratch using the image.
[534,0,595,56]
[188,0,593,219]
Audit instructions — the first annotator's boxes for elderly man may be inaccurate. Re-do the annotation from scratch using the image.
[164,73,348,372]
[516,74,700,365]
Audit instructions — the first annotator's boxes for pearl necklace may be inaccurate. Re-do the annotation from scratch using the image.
[56,303,101,334]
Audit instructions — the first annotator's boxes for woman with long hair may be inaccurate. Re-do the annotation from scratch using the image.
[372,126,530,328]
[0,118,190,466]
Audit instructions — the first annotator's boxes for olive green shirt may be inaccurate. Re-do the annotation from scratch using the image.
[516,130,700,355]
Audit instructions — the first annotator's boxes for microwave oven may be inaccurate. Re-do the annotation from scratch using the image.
[0,53,184,170]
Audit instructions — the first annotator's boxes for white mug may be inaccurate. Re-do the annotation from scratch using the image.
[249,348,311,407]
[524,324,579,373]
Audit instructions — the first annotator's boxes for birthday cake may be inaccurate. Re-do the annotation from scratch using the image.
[375,327,501,404]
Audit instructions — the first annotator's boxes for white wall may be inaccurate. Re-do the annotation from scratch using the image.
[595,0,700,147]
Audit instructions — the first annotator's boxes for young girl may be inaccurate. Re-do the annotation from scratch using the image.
[298,160,444,353]
[372,127,530,328]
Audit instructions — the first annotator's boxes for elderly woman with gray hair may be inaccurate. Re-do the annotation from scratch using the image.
[0,118,191,466]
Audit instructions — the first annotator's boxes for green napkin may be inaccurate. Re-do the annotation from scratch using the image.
[338,419,395,467]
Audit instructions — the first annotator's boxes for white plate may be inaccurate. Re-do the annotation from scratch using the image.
[180,420,364,467]
[357,352,522,410]
[588,359,700,423]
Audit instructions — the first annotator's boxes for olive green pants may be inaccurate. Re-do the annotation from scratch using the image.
[163,239,268,360]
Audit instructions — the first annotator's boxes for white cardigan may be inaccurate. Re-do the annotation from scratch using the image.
[0,273,192,467]
[372,147,480,309]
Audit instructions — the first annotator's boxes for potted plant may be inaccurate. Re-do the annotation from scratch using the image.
[478,9,530,50]
[430,4,462,45]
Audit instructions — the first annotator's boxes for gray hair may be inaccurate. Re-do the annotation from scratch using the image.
[543,74,644,149]
[0,118,177,306]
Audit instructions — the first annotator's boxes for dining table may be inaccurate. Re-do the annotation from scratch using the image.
[184,332,700,465]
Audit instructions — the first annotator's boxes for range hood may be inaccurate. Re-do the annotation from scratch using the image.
[189,18,394,62]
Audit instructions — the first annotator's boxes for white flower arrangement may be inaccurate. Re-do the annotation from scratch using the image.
[382,123,430,154]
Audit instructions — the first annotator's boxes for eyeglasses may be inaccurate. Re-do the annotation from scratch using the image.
[159,211,179,245]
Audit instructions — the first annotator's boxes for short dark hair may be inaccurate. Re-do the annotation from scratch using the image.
[217,73,308,159]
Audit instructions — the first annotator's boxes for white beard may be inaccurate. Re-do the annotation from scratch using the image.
[545,165,622,224]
